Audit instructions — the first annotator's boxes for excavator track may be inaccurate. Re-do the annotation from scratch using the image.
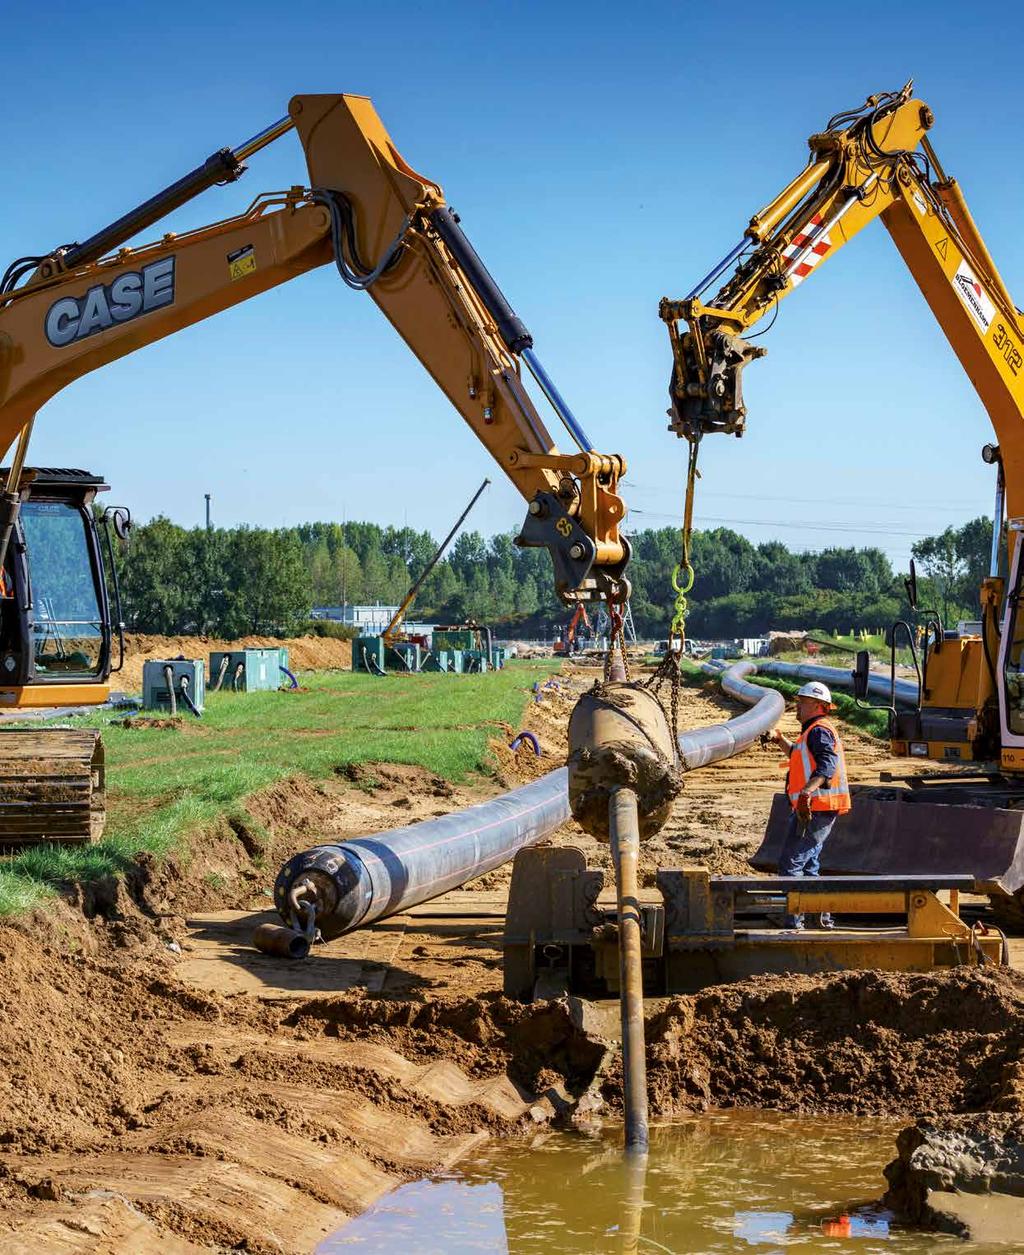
[0,729,104,848]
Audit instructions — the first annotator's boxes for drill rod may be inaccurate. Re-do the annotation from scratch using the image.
[609,784,649,1155]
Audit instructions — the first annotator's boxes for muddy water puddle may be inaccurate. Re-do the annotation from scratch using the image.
[318,1112,988,1253]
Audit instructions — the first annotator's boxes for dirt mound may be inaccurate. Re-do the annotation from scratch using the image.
[0,921,595,1252]
[113,715,183,731]
[642,968,1024,1118]
[283,994,606,1099]
[769,633,806,654]
[118,632,352,693]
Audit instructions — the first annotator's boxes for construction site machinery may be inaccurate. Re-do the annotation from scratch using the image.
[504,852,1003,998]
[0,468,124,845]
[504,654,1005,1152]
[373,477,490,669]
[0,93,632,844]
[659,83,1024,920]
[553,604,591,655]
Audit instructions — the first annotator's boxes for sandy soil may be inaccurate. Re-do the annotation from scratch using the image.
[117,633,352,693]
[1,663,1021,1252]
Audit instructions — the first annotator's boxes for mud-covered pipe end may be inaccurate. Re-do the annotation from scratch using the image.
[567,682,681,840]
[273,845,374,940]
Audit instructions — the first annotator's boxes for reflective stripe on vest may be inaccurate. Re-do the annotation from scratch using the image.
[786,716,851,814]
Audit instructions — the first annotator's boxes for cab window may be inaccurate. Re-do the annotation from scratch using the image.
[20,500,104,679]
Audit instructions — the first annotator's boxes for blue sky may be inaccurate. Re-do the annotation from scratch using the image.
[3,1,1018,570]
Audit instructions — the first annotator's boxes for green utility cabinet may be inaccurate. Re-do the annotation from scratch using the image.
[352,636,385,672]
[209,649,282,692]
[435,649,465,673]
[434,630,475,651]
[142,659,205,714]
[389,643,421,672]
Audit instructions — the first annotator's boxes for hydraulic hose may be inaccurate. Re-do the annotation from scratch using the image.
[163,664,177,718]
[179,674,203,720]
[212,655,230,692]
[273,660,784,939]
[361,647,387,677]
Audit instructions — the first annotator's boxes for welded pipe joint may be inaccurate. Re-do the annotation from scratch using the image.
[567,681,680,841]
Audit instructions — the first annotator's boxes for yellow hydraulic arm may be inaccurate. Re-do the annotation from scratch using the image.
[660,83,1024,523]
[659,83,1024,767]
[0,94,629,605]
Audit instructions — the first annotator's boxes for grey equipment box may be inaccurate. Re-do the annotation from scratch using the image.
[142,659,205,714]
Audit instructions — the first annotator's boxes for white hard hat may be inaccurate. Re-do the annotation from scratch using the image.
[796,680,832,704]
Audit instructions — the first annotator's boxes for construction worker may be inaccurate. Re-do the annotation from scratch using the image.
[770,680,851,929]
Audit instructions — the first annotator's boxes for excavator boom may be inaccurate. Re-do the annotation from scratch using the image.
[0,92,633,848]
[1,94,629,613]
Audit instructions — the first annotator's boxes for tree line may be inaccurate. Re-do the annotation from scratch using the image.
[108,512,994,639]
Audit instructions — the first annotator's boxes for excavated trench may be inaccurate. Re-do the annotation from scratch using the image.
[0,662,1022,1251]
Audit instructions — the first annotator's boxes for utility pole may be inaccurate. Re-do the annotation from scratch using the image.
[203,494,213,635]
[341,505,347,621]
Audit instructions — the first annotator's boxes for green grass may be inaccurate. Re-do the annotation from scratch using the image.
[0,660,559,918]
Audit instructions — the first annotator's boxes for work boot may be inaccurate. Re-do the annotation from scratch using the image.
[811,913,835,930]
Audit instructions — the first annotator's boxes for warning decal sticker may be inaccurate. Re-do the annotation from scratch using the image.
[228,245,256,281]
[953,259,995,335]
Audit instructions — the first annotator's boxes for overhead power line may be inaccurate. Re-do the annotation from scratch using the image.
[628,508,941,539]
[623,482,987,514]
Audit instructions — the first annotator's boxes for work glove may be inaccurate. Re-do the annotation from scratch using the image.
[796,791,813,822]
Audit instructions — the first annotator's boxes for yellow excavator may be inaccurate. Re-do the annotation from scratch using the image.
[660,83,1024,921]
[0,93,631,844]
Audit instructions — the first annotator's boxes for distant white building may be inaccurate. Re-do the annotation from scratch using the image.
[312,604,433,636]
[313,603,398,630]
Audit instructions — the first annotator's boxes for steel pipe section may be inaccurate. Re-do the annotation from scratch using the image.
[756,659,919,707]
[273,662,783,938]
[681,661,785,769]
[274,769,571,940]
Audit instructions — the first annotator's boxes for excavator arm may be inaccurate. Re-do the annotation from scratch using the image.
[660,84,1024,523]
[661,83,1024,773]
[0,93,629,607]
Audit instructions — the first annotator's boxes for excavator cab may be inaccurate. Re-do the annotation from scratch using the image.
[0,469,124,707]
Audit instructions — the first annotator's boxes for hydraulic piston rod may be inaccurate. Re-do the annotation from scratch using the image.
[56,114,296,273]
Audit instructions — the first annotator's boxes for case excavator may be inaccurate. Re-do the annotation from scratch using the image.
[660,83,1024,923]
[0,93,631,846]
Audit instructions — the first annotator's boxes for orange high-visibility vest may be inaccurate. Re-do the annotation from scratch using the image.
[786,716,851,814]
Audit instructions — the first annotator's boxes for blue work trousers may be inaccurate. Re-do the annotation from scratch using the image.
[777,811,837,928]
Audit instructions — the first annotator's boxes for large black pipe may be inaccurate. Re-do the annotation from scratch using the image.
[756,659,918,707]
[273,661,784,938]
